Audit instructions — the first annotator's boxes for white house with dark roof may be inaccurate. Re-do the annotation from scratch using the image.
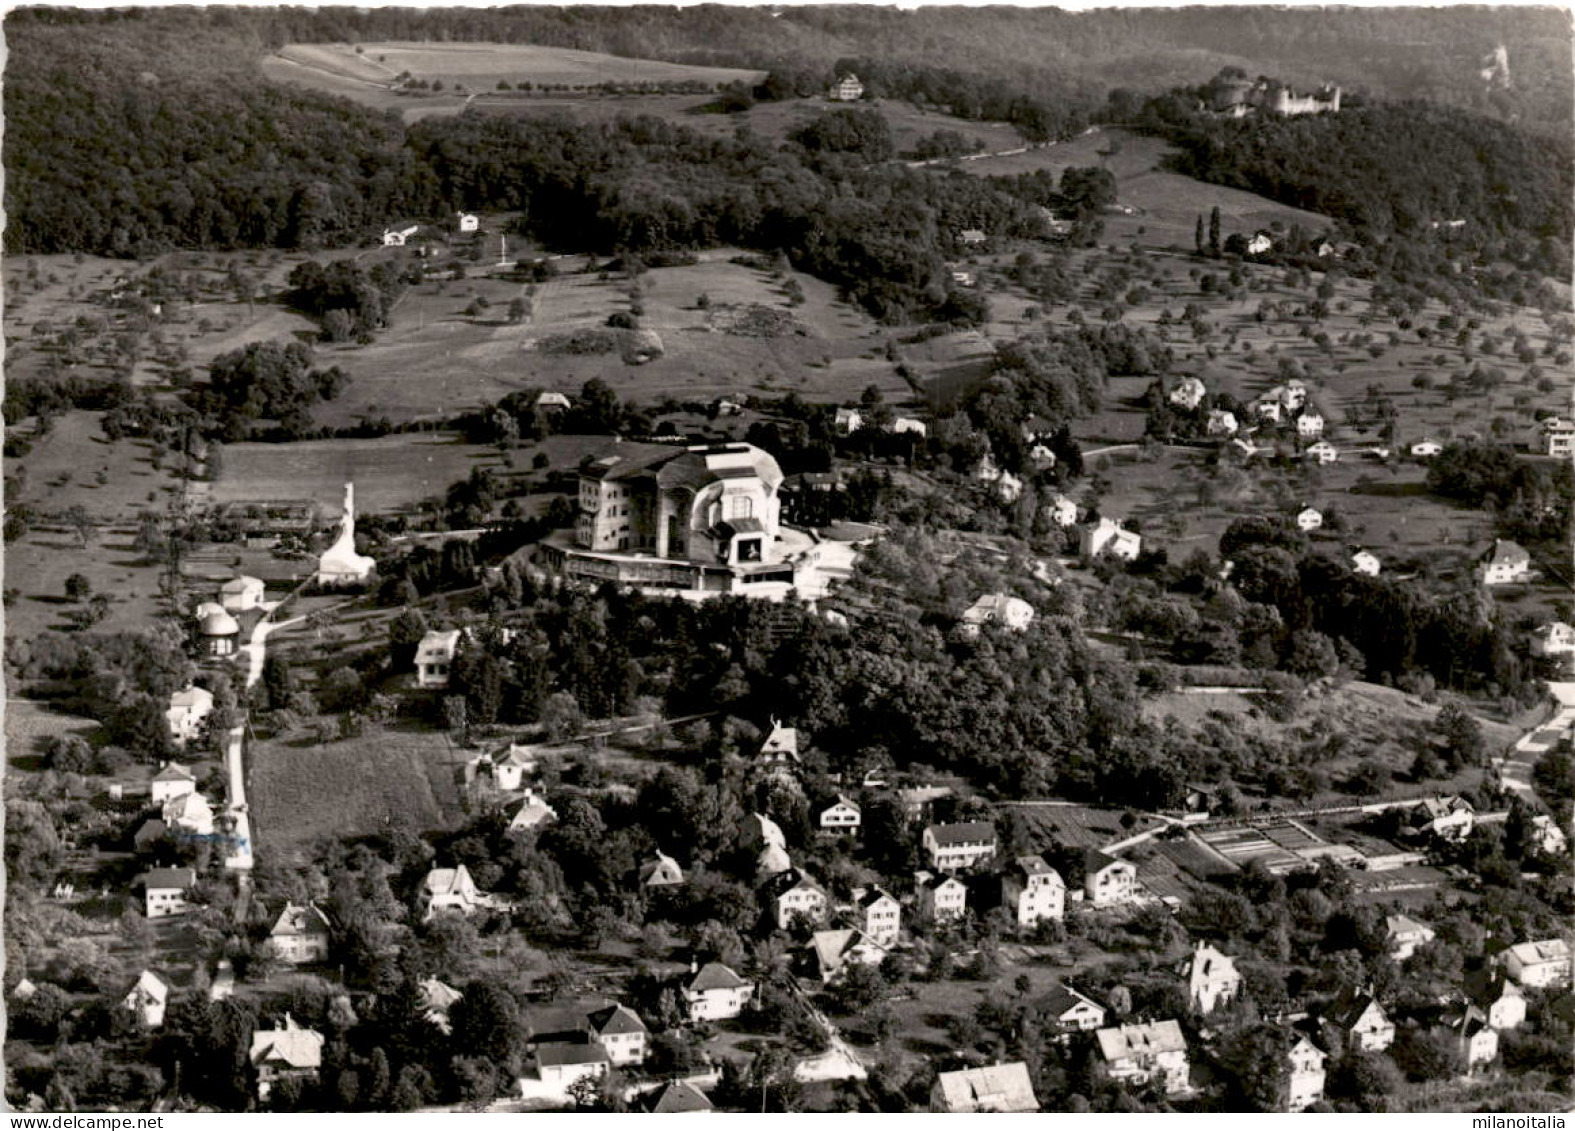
[150,762,197,805]
[768,868,829,929]
[1080,517,1142,561]
[1296,412,1325,438]
[507,788,557,835]
[1096,1020,1190,1095]
[915,870,968,923]
[819,795,862,835]
[415,629,462,689]
[758,719,800,772]
[853,886,902,946]
[1038,983,1106,1035]
[930,1062,1039,1113]
[960,593,1034,637]
[162,790,215,837]
[139,867,197,919]
[1443,1005,1499,1068]
[639,851,685,889]
[1465,969,1527,1030]
[683,962,754,1021]
[1478,539,1533,586]
[1326,987,1394,1051]
[1286,1034,1327,1110]
[1083,850,1137,907]
[586,1003,648,1066]
[1296,506,1323,532]
[643,1081,714,1113]
[922,822,997,872]
[1185,942,1242,1014]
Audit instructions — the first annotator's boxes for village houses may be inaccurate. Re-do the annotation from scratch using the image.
[586,1004,648,1066]
[1169,376,1207,410]
[196,605,240,657]
[1541,415,1575,458]
[1096,1020,1191,1096]
[923,821,998,872]
[123,970,169,1029]
[1046,494,1079,527]
[1000,855,1065,928]
[682,962,754,1022]
[1305,440,1339,464]
[1406,795,1475,842]
[1083,850,1138,908]
[853,886,902,946]
[1442,1006,1499,1068]
[250,1015,325,1101]
[507,787,558,834]
[827,73,864,102]
[769,868,830,929]
[268,902,332,965]
[1530,622,1575,661]
[1478,539,1533,586]
[930,1063,1040,1113]
[381,223,419,247]
[642,1082,714,1114]
[415,629,462,689]
[1186,942,1243,1014]
[914,870,968,923]
[1296,412,1325,437]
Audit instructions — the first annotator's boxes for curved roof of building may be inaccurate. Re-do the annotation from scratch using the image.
[199,609,241,636]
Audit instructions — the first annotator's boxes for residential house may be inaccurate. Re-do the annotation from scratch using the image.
[1497,939,1572,988]
[758,719,801,773]
[1207,409,1239,437]
[642,1081,714,1113]
[1277,380,1310,411]
[419,978,462,1033]
[150,762,197,805]
[923,822,998,872]
[1478,539,1533,586]
[958,228,988,246]
[268,902,332,965]
[853,887,902,946]
[769,868,829,929]
[1410,438,1444,458]
[415,629,462,689]
[1327,987,1394,1052]
[586,1004,648,1066]
[960,593,1035,636]
[534,1042,609,1090]
[1541,416,1575,458]
[1351,550,1381,576]
[914,870,968,923]
[162,790,215,837]
[507,788,557,834]
[421,864,503,920]
[1246,231,1274,255]
[827,73,864,101]
[742,810,787,852]
[1296,506,1323,532]
[219,575,266,612]
[123,970,169,1029]
[535,391,572,412]
[1286,1034,1327,1111]
[1080,517,1142,561]
[1184,785,1218,814]
[1464,968,1527,1031]
[894,785,952,821]
[807,928,889,984]
[974,455,1023,503]
[1253,397,1284,424]
[490,744,539,792]
[833,406,863,435]
[1026,442,1058,470]
[1529,815,1569,857]
[1096,1020,1190,1095]
[930,1063,1040,1113]
[1169,377,1207,410]
[250,1015,325,1101]
[1442,1005,1499,1068]
[1186,942,1243,1014]
[1046,494,1079,527]
[819,795,862,835]
[382,224,420,247]
[891,416,927,436]
[1001,855,1065,928]
[1037,983,1106,1036]
[197,606,241,657]
[639,851,685,889]
[1531,622,1575,660]
[1305,440,1339,464]
[1386,914,1436,961]
[682,962,754,1022]
[457,212,479,233]
[1407,796,1475,842]
[166,685,214,747]
[139,867,196,919]
[1296,412,1326,438]
[1083,850,1137,908]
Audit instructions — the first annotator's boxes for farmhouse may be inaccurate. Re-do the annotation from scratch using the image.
[166,685,213,747]
[1351,550,1381,576]
[915,870,968,922]
[1497,939,1572,988]
[923,822,997,872]
[827,73,864,101]
[1185,942,1243,1014]
[150,761,197,805]
[638,851,685,889]
[819,795,862,835]
[268,902,332,965]
[536,391,572,412]
[549,442,805,599]
[1296,506,1323,532]
[960,593,1034,636]
[1478,539,1532,586]
[930,1063,1040,1113]
[415,629,462,689]
[1080,517,1142,561]
[1000,854,1065,927]
[316,484,376,588]
[123,970,169,1029]
[682,962,754,1021]
[1083,850,1138,908]
[250,1016,324,1101]
[1287,1034,1327,1110]
[769,868,830,929]
[1096,1020,1190,1095]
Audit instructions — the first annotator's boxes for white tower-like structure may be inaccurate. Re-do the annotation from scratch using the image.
[316,483,376,587]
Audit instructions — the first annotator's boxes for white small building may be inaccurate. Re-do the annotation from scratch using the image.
[123,970,169,1029]
[1529,814,1569,857]
[1531,622,1575,659]
[960,593,1035,636]
[833,407,863,435]
[1001,855,1065,928]
[382,224,420,247]
[457,212,480,233]
[586,1004,648,1067]
[683,962,754,1022]
[819,795,862,835]
[1083,850,1137,908]
[1541,416,1575,459]
[922,822,997,872]
[1497,939,1573,988]
[1478,539,1533,586]
[139,867,197,920]
[1305,440,1339,464]
[1186,942,1242,1014]
[1351,550,1381,576]
[1096,1020,1190,1095]
[536,391,572,412]
[166,685,214,747]
[415,629,462,689]
[958,228,988,246]
[490,744,539,792]
[1081,517,1142,561]
[1296,412,1325,438]
[1286,1035,1327,1111]
[1206,409,1239,437]
[1296,506,1323,532]
[269,902,332,965]
[150,761,197,805]
[1169,377,1207,410]
[854,886,902,947]
[1445,1006,1499,1068]
[220,575,266,612]
[828,73,864,102]
[1046,494,1079,527]
[1410,438,1444,458]
[915,870,968,923]
[1246,232,1274,255]
[1253,397,1284,424]
[891,416,928,436]
[1385,914,1437,961]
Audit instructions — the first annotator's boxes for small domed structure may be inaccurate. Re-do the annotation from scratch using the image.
[198,606,240,656]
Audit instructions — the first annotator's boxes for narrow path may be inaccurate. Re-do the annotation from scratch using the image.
[1496,681,1575,805]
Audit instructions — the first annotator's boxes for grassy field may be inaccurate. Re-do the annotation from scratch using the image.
[248,723,461,863]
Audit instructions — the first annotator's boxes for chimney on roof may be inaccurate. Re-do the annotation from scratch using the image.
[690,958,699,975]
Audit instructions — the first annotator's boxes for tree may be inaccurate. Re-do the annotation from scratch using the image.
[64,573,92,602]
[64,505,95,548]
[1195,214,1205,256]
[449,981,524,1072]
[1208,206,1222,258]
[540,691,583,741]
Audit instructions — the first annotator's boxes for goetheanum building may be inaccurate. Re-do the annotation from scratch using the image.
[544,443,810,598]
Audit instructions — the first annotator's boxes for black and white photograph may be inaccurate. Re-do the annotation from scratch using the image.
[2,0,1572,1115]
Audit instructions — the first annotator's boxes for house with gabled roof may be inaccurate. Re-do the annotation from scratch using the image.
[1037,983,1106,1036]
[251,1014,325,1100]
[741,810,787,853]
[683,961,754,1021]
[1046,494,1079,527]
[1497,939,1572,988]
[586,1003,648,1066]
[638,851,685,889]
[930,1062,1039,1113]
[1096,1020,1190,1095]
[1440,1005,1498,1068]
[1296,506,1323,532]
[138,867,197,919]
[915,870,968,923]
[1083,850,1137,907]
[1081,517,1142,561]
[767,867,829,929]
[162,790,215,837]
[269,902,332,965]
[1296,412,1325,438]
[382,223,420,247]
[1385,913,1437,961]
[828,73,864,102]
[1326,986,1394,1051]
[960,593,1034,636]
[1305,440,1339,464]
[852,886,901,946]
[484,744,539,792]
[150,761,197,805]
[1351,549,1381,576]
[1531,622,1575,661]
[758,719,800,773]
[643,1081,714,1113]
[220,575,266,612]
[421,863,505,920]
[923,821,997,872]
[1286,1033,1327,1110]
[419,978,462,1033]
[123,970,169,1029]
[415,629,462,689]
[507,788,557,835]
[1406,795,1475,842]
[819,795,861,835]
[1185,942,1242,1014]
[532,1041,610,1090]
[1478,539,1533,586]
[1001,855,1065,928]
[166,685,213,747]
[1464,968,1526,1031]
[806,928,889,984]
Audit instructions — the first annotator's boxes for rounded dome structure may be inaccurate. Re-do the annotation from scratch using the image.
[200,610,240,637]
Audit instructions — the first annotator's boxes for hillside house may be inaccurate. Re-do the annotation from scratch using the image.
[457,211,479,233]
[758,719,801,774]
[382,223,420,247]
[415,629,462,689]
[1530,622,1575,660]
[643,1082,714,1113]
[196,605,241,657]
[807,928,890,984]
[507,788,557,834]
[1478,539,1533,586]
[162,790,215,837]
[683,962,754,1021]
[1277,380,1310,410]
[1080,517,1142,561]
[741,811,788,853]
[1385,914,1437,961]
[1465,969,1527,1031]
[536,391,572,412]
[150,762,197,805]
[1442,1006,1499,1068]
[1297,412,1326,437]
[853,887,902,946]
[532,1043,609,1091]
[960,593,1035,636]
[1406,796,1475,842]
[1286,1035,1327,1110]
[1305,440,1339,464]
[123,970,169,1029]
[1541,416,1575,458]
[1327,987,1394,1051]
[1096,1020,1190,1095]
[316,484,376,588]
[1186,942,1243,1014]
[827,73,864,101]
[1027,442,1058,470]
[166,685,214,747]
[892,416,928,436]
[923,821,997,872]
[1083,850,1137,908]
[421,863,504,920]
[833,406,863,435]
[1000,855,1065,928]
[490,744,539,792]
[138,868,196,920]
[220,575,266,611]
[769,868,829,929]
[251,1016,324,1101]
[269,902,332,965]
[419,978,462,1033]
[1169,377,1207,410]
[639,851,685,889]
[930,1063,1040,1113]
[1037,983,1106,1036]
[1296,506,1323,532]
[915,870,968,923]
[1529,815,1569,857]
[1046,494,1079,527]
[586,1004,648,1066]
[1351,550,1381,576]
[1206,409,1239,437]
[1246,231,1274,255]
[819,795,862,835]
[1497,939,1572,988]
